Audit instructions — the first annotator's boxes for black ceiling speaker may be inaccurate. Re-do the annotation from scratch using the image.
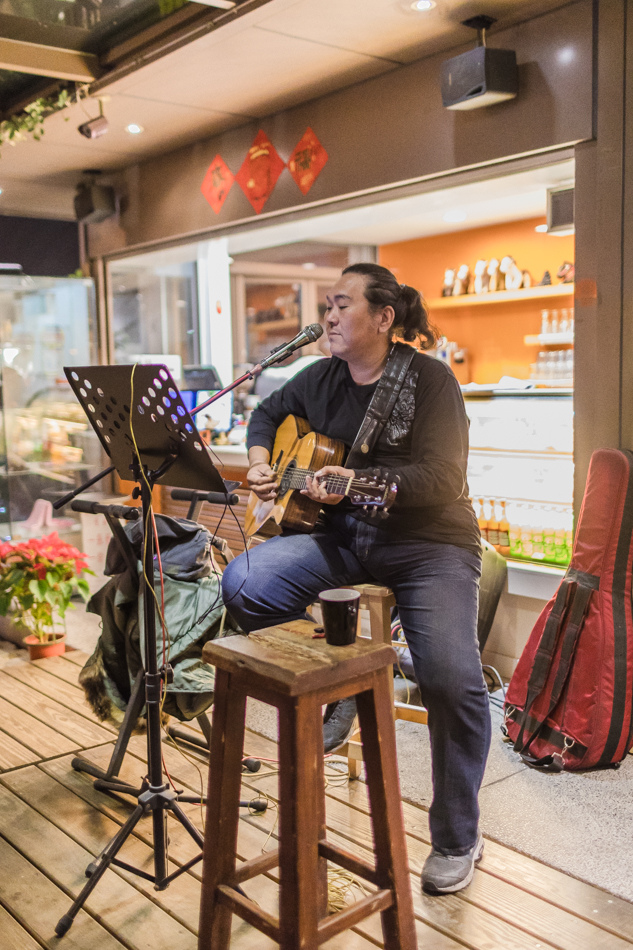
[74,182,116,223]
[441,15,518,111]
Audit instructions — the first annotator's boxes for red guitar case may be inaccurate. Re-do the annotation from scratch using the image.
[504,448,633,771]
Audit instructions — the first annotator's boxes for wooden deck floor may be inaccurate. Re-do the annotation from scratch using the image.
[0,650,632,950]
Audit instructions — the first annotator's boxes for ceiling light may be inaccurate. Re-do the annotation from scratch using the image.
[126,124,144,135]
[443,209,467,223]
[302,262,316,270]
[535,224,549,233]
[411,0,436,9]
[0,188,3,196]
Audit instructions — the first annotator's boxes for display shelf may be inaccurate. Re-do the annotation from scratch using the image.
[506,560,565,601]
[428,283,574,309]
[463,387,573,397]
[524,332,574,346]
[470,447,572,460]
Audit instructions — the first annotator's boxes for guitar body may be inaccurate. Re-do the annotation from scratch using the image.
[245,415,345,537]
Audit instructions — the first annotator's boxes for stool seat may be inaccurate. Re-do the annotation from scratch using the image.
[203,619,396,697]
[198,620,416,950]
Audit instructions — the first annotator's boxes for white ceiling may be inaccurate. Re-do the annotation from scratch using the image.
[0,0,572,220]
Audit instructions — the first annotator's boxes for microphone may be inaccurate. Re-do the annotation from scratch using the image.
[258,323,323,370]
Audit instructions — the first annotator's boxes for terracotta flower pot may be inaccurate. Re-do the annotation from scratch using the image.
[23,632,66,661]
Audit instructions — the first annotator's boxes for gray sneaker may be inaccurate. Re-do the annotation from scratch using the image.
[322,697,357,754]
[421,834,484,894]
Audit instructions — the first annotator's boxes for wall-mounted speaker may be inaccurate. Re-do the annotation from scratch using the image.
[441,45,518,110]
[547,186,574,233]
[74,183,116,223]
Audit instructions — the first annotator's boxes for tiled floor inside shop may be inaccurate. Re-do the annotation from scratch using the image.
[0,637,633,950]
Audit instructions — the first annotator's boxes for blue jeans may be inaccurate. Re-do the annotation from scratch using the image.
[222,510,490,854]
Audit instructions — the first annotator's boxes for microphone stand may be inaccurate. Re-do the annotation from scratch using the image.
[193,326,321,418]
[192,364,262,418]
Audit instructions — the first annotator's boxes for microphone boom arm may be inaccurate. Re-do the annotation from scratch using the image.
[191,323,323,418]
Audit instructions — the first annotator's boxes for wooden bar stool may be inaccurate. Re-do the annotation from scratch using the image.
[342,584,427,779]
[198,619,416,950]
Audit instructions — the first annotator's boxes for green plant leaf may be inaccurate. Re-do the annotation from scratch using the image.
[77,579,91,599]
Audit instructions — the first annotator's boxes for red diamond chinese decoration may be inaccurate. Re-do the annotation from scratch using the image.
[201,155,234,214]
[235,130,285,214]
[288,128,328,196]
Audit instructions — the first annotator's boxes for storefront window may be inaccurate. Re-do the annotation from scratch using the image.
[110,259,199,374]
[0,275,99,539]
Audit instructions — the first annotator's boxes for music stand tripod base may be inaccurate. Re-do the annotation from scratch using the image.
[55,364,229,937]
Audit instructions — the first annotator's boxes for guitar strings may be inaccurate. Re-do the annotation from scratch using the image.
[280,466,382,493]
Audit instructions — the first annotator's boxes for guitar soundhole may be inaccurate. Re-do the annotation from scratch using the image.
[279,459,296,496]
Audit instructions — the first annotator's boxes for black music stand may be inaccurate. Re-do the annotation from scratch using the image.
[55,364,235,937]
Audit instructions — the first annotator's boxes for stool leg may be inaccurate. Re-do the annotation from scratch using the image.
[198,669,247,950]
[356,669,417,950]
[277,696,323,950]
[314,702,329,921]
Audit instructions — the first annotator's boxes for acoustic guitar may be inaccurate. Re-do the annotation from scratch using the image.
[244,414,398,537]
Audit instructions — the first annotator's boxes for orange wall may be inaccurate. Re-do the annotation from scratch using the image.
[379,217,575,384]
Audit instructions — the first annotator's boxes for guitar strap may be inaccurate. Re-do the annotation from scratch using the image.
[345,340,416,471]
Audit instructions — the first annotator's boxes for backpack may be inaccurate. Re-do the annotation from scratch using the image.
[503,448,633,771]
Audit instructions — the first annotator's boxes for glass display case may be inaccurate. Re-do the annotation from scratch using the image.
[464,389,574,566]
[0,275,102,541]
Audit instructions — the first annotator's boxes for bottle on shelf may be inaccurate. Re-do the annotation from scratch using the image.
[563,507,574,561]
[508,502,522,558]
[477,497,488,542]
[487,499,500,550]
[540,309,550,335]
[559,308,569,334]
[534,350,548,380]
[520,505,534,558]
[543,506,556,562]
[545,350,558,380]
[553,506,568,565]
[498,499,510,556]
[550,309,559,334]
[531,506,545,561]
[566,349,574,381]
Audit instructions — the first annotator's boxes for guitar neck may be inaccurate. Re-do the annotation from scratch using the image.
[284,467,354,495]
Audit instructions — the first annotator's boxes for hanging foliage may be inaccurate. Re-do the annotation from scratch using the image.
[0,88,72,154]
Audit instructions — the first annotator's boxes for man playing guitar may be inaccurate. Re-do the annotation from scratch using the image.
[222,263,489,895]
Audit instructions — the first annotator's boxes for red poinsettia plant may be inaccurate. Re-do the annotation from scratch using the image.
[0,533,93,642]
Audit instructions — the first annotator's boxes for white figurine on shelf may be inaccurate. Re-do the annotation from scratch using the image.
[487,258,501,292]
[473,259,490,294]
[452,263,471,295]
[500,255,526,291]
[442,267,455,297]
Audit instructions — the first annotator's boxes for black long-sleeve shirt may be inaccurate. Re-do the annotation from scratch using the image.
[247,353,481,553]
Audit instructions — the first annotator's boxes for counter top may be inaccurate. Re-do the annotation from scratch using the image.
[208,443,248,468]
[506,560,564,600]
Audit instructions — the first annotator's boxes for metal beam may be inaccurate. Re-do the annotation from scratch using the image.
[0,37,100,82]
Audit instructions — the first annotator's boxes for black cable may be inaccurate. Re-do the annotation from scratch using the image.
[195,497,251,626]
